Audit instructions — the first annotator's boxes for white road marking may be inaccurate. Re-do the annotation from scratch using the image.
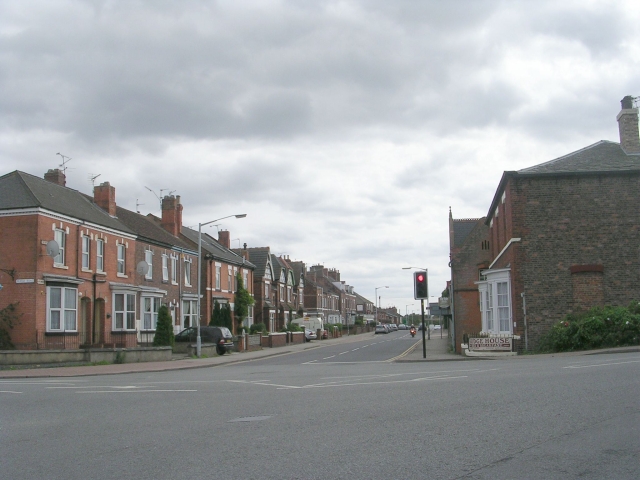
[564,359,640,369]
[0,390,22,394]
[77,389,197,394]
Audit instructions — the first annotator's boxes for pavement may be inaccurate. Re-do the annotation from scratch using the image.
[1,329,637,378]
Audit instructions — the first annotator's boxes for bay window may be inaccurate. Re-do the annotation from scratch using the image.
[477,269,512,335]
[142,296,161,330]
[47,285,77,332]
[114,292,136,330]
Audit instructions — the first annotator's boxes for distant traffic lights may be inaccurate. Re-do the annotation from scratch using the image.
[414,271,428,299]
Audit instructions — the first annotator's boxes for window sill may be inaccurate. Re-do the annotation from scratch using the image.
[117,273,128,278]
[95,271,107,276]
[53,265,69,270]
[45,331,78,336]
[82,268,93,273]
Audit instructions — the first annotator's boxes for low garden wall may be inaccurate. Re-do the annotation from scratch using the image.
[0,346,172,367]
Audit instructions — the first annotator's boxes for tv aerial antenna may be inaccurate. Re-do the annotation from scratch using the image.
[144,187,175,210]
[56,153,72,174]
[88,173,101,186]
[136,199,144,214]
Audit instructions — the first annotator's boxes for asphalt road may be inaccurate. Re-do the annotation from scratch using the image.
[251,329,418,365]
[2,345,638,480]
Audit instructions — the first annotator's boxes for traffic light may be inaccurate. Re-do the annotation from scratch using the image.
[414,271,428,299]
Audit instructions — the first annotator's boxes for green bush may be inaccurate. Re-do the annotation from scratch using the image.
[250,322,266,334]
[153,305,175,347]
[538,304,640,353]
[283,322,302,332]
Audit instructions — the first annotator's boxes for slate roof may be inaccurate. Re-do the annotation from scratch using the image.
[452,218,484,248]
[245,247,271,278]
[180,227,255,268]
[487,140,640,221]
[0,170,134,234]
[354,291,373,305]
[517,141,640,175]
[115,207,193,250]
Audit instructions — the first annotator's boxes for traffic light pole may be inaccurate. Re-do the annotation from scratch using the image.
[421,298,426,358]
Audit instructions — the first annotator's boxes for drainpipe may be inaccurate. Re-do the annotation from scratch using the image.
[521,291,528,351]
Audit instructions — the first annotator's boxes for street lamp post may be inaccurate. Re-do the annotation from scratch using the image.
[374,285,388,324]
[197,213,247,357]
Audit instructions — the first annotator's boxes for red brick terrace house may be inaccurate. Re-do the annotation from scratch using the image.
[245,247,277,331]
[450,96,640,353]
[0,170,139,349]
[152,198,255,335]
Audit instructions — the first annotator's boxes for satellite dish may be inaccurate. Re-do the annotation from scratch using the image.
[136,260,150,276]
[46,240,60,258]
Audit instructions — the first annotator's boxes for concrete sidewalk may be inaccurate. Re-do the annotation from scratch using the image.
[395,330,467,362]
[0,332,376,378]
[3,330,635,378]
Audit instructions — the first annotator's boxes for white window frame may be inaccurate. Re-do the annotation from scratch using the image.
[54,229,66,266]
[477,269,512,335]
[145,249,153,280]
[184,258,192,286]
[243,271,248,292]
[81,235,90,270]
[227,267,232,292]
[216,264,221,290]
[46,285,78,332]
[142,296,162,330]
[162,254,169,282]
[96,238,104,272]
[117,243,126,275]
[182,299,197,329]
[171,255,178,284]
[113,292,136,331]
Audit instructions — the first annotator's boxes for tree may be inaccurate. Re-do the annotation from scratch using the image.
[221,303,232,330]
[0,302,21,350]
[153,305,174,347]
[209,300,222,326]
[234,273,255,331]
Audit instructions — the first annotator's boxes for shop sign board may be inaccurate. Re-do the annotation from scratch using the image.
[469,337,512,351]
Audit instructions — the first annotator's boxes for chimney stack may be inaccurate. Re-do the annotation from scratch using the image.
[218,230,230,248]
[161,195,183,236]
[617,95,640,154]
[44,169,66,187]
[94,182,116,216]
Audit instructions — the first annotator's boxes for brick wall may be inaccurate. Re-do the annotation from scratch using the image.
[450,218,491,353]
[509,173,640,349]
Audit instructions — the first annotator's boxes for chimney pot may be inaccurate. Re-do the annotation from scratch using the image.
[617,95,640,154]
[44,169,66,187]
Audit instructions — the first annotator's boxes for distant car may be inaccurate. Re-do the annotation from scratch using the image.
[433,325,441,330]
[174,326,234,355]
[389,324,398,331]
[304,328,317,342]
[398,324,408,330]
[375,324,388,334]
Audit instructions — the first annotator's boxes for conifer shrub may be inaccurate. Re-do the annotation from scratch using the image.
[153,305,175,347]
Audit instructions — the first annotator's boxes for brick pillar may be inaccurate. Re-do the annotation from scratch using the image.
[44,169,66,187]
[617,95,640,154]
[218,230,230,248]
[94,182,116,216]
[161,195,182,236]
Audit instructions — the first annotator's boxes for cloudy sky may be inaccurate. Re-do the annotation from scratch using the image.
[1,0,638,315]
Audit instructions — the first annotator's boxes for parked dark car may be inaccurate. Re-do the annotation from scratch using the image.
[174,326,234,355]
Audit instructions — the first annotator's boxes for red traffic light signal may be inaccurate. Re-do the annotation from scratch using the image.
[413,271,428,299]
